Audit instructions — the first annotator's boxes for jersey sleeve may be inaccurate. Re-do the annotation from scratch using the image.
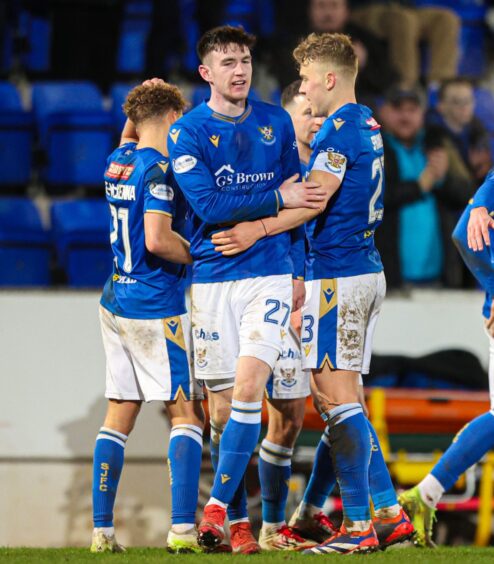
[143,162,176,217]
[168,125,282,224]
[471,171,494,211]
[281,113,301,180]
[310,123,360,182]
[289,226,305,280]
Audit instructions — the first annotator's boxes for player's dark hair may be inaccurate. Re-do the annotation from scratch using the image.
[281,80,303,109]
[438,77,473,102]
[123,83,187,125]
[197,25,256,62]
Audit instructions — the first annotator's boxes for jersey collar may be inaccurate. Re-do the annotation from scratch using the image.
[204,101,252,124]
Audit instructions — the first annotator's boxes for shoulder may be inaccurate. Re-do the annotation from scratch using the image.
[250,100,291,124]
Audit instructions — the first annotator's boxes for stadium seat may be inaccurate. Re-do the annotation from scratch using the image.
[19,9,51,73]
[51,199,113,287]
[0,82,34,187]
[0,197,50,286]
[31,81,113,187]
[110,83,137,135]
[116,0,152,74]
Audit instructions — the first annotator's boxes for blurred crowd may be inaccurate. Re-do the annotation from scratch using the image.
[2,0,494,290]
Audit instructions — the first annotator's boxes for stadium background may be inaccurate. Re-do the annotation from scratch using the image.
[1,0,494,549]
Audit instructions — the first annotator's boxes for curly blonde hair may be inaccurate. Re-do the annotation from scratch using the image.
[293,33,357,77]
[123,83,188,125]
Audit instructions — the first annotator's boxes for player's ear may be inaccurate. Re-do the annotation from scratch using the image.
[325,71,336,92]
[198,64,212,84]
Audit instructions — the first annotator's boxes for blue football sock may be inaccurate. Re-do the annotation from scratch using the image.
[210,420,248,522]
[258,439,293,525]
[432,411,494,491]
[92,427,127,527]
[367,420,398,511]
[210,399,262,506]
[168,424,203,526]
[325,403,372,525]
[303,426,337,509]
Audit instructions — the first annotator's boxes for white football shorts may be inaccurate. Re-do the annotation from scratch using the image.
[301,272,386,374]
[191,274,293,380]
[99,305,204,402]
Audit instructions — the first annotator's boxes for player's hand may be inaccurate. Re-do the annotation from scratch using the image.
[468,206,494,251]
[279,173,325,209]
[142,77,166,87]
[292,278,306,312]
[486,298,494,338]
[212,220,265,255]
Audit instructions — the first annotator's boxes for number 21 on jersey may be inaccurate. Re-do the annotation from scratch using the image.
[369,156,384,224]
[109,204,132,273]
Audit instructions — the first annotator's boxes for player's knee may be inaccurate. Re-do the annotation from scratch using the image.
[210,403,231,429]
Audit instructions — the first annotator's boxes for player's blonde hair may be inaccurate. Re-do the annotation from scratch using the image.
[123,83,188,125]
[293,33,358,78]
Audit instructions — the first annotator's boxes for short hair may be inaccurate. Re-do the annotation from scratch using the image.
[293,32,357,77]
[281,80,303,109]
[197,25,256,62]
[438,77,473,101]
[123,83,187,125]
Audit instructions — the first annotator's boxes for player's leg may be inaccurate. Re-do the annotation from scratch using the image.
[164,395,205,553]
[258,396,316,550]
[301,277,379,554]
[400,330,494,547]
[91,307,142,553]
[199,274,293,551]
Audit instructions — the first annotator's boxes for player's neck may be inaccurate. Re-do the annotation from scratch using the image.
[136,125,168,156]
[298,142,312,165]
[325,88,357,117]
[207,90,247,118]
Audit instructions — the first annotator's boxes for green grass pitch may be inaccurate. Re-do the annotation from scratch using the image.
[2,547,494,563]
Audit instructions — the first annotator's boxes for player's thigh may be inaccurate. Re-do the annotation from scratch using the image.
[206,381,234,429]
[99,305,142,401]
[120,313,202,402]
[237,274,293,371]
[191,281,238,380]
[361,271,386,375]
[165,394,205,430]
[234,356,273,402]
[302,275,379,374]
[312,365,361,409]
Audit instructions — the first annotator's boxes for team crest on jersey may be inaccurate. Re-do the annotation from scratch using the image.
[106,162,135,180]
[150,183,174,201]
[195,346,208,368]
[258,125,276,145]
[169,128,181,144]
[279,367,297,388]
[333,118,345,131]
[209,134,220,147]
[325,151,347,173]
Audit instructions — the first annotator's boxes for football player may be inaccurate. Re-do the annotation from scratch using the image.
[91,81,204,554]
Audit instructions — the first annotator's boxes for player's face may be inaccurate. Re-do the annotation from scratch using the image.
[200,44,252,103]
[288,95,324,147]
[299,61,333,117]
[439,84,474,128]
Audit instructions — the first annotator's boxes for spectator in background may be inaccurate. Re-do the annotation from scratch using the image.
[350,1,460,89]
[265,0,398,107]
[428,79,492,185]
[376,88,475,289]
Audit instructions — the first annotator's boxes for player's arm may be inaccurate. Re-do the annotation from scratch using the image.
[212,169,340,255]
[144,212,192,264]
[120,118,139,146]
[169,127,323,225]
[467,173,494,251]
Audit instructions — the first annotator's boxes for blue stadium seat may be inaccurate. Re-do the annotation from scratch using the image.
[110,83,137,135]
[32,82,113,187]
[0,197,50,286]
[0,82,34,186]
[474,88,494,134]
[116,0,152,74]
[19,10,51,73]
[51,199,113,287]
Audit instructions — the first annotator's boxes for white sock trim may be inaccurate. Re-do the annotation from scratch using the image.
[418,474,445,508]
[100,427,128,441]
[170,425,203,447]
[207,497,227,509]
[260,439,293,467]
[96,434,126,448]
[230,517,250,525]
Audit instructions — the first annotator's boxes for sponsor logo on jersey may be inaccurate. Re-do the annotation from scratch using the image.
[195,345,208,368]
[106,162,135,180]
[366,117,381,130]
[113,274,137,284]
[258,125,276,145]
[333,118,345,131]
[209,134,220,147]
[214,164,275,189]
[195,328,219,341]
[173,154,197,173]
[280,347,302,361]
[279,367,297,388]
[150,183,174,201]
[169,128,181,144]
[325,151,347,173]
[105,181,136,201]
[371,133,383,151]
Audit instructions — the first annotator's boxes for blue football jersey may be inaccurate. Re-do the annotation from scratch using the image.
[306,103,384,279]
[100,142,187,319]
[168,100,300,283]
[452,170,494,318]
